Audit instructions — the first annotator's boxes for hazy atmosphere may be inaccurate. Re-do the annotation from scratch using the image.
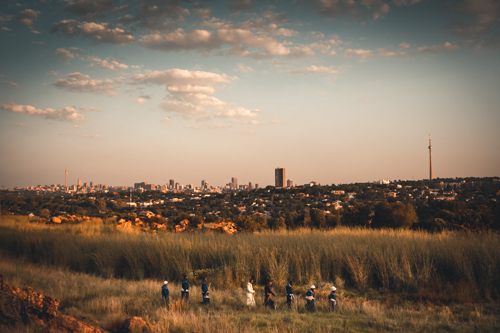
[1,0,499,188]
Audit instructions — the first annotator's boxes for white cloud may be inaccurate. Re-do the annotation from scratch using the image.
[130,69,232,86]
[1,102,85,122]
[237,63,254,73]
[79,106,101,112]
[214,107,260,118]
[131,68,258,120]
[399,42,410,48]
[17,9,40,28]
[48,70,60,76]
[290,65,339,74]
[55,48,77,62]
[54,72,117,96]
[2,81,19,87]
[52,19,134,44]
[345,48,374,58]
[136,97,147,104]
[88,56,128,70]
[417,42,460,54]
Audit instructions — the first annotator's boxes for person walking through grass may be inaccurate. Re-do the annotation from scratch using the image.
[181,275,189,304]
[201,277,210,305]
[161,281,170,309]
[246,278,256,307]
[264,280,276,309]
[305,285,316,311]
[285,281,294,308]
[329,286,337,311]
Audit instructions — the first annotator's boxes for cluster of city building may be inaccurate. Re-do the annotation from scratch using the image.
[13,168,300,195]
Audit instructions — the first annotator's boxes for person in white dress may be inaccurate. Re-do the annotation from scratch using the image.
[246,278,256,307]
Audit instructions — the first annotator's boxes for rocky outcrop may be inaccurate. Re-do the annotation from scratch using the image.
[120,316,147,333]
[44,315,108,333]
[0,273,108,333]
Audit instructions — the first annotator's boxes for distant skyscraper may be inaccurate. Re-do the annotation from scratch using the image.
[169,179,175,188]
[78,178,82,186]
[255,184,259,190]
[248,182,252,189]
[275,168,285,188]
[201,180,208,187]
[429,135,433,180]
[231,177,237,190]
[287,179,293,188]
[65,168,67,187]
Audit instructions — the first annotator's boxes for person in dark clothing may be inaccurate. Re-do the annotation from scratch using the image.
[161,281,170,309]
[264,281,276,309]
[305,285,316,311]
[285,281,294,308]
[181,275,189,304]
[328,286,337,311]
[201,277,210,305]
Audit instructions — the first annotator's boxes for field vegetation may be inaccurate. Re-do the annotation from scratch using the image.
[1,215,499,304]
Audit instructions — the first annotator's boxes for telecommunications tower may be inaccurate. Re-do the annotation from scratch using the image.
[428,135,433,180]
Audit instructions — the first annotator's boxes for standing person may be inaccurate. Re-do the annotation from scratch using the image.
[181,275,189,304]
[264,281,276,309]
[285,281,294,308]
[246,278,256,307]
[329,286,337,311]
[201,277,210,305]
[305,285,316,311]
[161,281,170,309]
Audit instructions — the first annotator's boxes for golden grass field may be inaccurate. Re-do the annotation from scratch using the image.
[1,215,499,332]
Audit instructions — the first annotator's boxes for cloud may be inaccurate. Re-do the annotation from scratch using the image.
[130,69,232,86]
[17,9,40,28]
[0,13,13,23]
[88,56,128,70]
[54,72,117,96]
[74,125,83,128]
[2,81,19,87]
[131,68,258,120]
[48,70,60,76]
[140,29,219,51]
[237,63,254,73]
[17,123,26,127]
[228,0,254,13]
[290,65,339,74]
[417,42,460,54]
[448,0,500,39]
[125,0,189,31]
[140,19,312,59]
[52,20,135,44]
[345,48,374,58]
[80,134,100,139]
[64,0,123,20]
[377,48,407,57]
[79,106,101,112]
[270,120,283,124]
[2,27,11,31]
[1,102,85,122]
[399,42,410,48]
[55,48,78,62]
[136,97,147,103]
[214,107,259,118]
[186,123,231,130]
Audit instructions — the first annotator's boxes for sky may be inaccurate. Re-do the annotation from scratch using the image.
[0,0,499,189]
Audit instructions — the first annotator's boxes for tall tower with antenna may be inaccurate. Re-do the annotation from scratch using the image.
[65,168,68,187]
[428,135,433,180]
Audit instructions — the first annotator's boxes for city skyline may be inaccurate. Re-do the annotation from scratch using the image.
[1,0,499,189]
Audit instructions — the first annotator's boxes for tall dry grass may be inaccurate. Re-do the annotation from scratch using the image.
[0,216,499,302]
[1,257,498,333]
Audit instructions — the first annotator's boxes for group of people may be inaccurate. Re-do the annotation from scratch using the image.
[162,276,337,311]
[247,279,337,311]
[161,275,210,308]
